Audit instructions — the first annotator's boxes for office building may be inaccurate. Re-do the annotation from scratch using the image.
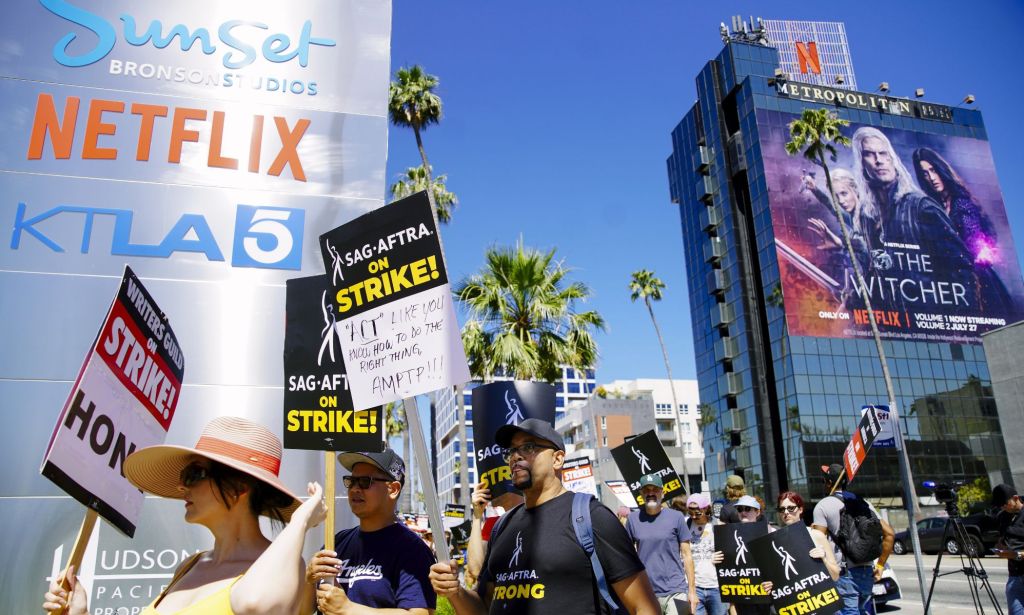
[666,18,1024,506]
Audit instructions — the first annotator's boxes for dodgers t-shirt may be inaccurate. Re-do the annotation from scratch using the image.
[327,522,436,610]
[478,491,644,614]
[625,508,691,596]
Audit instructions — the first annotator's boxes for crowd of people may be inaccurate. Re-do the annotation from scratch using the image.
[41,413,1024,615]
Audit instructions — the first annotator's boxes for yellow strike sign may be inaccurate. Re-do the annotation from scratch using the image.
[286,409,378,434]
[335,255,440,313]
[720,583,768,597]
[777,588,841,615]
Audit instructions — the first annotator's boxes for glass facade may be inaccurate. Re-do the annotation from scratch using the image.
[667,39,1013,506]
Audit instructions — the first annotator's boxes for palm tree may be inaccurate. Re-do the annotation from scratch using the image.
[456,241,604,383]
[784,107,901,474]
[390,165,457,223]
[629,269,693,484]
[786,107,928,601]
[388,65,443,185]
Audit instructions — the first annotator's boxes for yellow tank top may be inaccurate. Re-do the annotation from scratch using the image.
[141,553,240,615]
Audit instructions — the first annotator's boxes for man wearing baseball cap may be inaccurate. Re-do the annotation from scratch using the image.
[717,475,746,524]
[625,473,697,614]
[991,484,1024,614]
[303,448,436,614]
[429,418,660,614]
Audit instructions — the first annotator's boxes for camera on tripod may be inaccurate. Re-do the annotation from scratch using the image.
[923,479,967,515]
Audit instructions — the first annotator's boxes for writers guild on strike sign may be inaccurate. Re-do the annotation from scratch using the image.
[41,266,184,538]
[283,274,384,452]
[749,524,841,615]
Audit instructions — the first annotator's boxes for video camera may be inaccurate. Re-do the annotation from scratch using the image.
[923,480,966,514]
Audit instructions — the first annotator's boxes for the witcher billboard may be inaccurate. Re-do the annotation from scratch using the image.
[756,109,1024,343]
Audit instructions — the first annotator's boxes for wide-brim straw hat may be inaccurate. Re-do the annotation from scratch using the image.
[123,416,301,521]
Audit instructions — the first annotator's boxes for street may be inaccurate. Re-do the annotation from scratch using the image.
[880,553,1010,614]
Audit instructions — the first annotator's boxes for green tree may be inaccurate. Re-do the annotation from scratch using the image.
[456,241,604,382]
[629,269,694,483]
[388,65,443,185]
[390,165,457,223]
[957,476,991,517]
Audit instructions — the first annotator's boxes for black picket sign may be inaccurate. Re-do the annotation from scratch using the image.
[282,274,384,452]
[749,524,842,615]
[713,521,771,604]
[470,381,556,498]
[609,430,685,505]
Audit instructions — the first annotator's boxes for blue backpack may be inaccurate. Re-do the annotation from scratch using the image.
[490,492,626,613]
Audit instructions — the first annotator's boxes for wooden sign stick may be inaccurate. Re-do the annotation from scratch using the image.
[324,452,336,552]
[54,508,99,615]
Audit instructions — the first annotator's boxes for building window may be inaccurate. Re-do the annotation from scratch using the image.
[684,442,693,454]
[565,367,576,379]
[600,416,606,429]
[568,382,581,394]
[683,404,690,414]
[602,436,608,447]
[586,369,596,379]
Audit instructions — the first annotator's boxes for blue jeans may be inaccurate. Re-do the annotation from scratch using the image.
[836,566,874,614]
[695,587,727,615]
[1008,575,1024,615]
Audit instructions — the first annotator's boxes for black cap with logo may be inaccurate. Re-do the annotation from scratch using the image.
[495,418,564,451]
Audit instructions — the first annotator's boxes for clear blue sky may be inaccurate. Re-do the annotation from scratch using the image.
[387,1,1024,384]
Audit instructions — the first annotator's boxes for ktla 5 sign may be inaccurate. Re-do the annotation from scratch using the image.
[11,202,305,270]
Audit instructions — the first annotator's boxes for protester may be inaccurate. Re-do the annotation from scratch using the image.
[991,484,1024,615]
[625,474,698,614]
[466,480,525,588]
[686,493,726,615]
[303,449,436,614]
[43,416,326,615]
[812,464,894,615]
[428,418,660,614]
[712,495,771,615]
[761,491,840,596]
[718,475,746,523]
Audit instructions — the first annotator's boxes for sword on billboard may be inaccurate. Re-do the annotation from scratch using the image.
[775,239,841,291]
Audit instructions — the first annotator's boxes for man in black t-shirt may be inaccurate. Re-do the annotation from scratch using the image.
[992,484,1024,615]
[430,418,660,614]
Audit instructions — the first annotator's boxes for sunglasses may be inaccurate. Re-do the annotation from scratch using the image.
[179,463,211,487]
[342,475,392,490]
[686,508,706,516]
[777,505,800,515]
[502,442,557,462]
[736,506,758,513]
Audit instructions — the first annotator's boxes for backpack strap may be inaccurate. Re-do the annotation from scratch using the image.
[572,492,623,612]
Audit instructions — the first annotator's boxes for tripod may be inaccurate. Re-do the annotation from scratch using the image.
[923,500,1003,615]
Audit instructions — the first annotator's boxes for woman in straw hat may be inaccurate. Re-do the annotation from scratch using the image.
[43,416,327,615]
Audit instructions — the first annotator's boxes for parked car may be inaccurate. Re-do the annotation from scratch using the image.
[892,511,1000,556]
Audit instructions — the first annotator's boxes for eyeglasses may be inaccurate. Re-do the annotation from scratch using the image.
[736,506,758,513]
[686,508,706,516]
[342,475,393,490]
[777,505,800,515]
[502,442,557,462]
[179,463,211,487]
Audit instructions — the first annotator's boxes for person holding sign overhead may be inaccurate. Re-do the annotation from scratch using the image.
[43,416,327,615]
[302,448,436,614]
